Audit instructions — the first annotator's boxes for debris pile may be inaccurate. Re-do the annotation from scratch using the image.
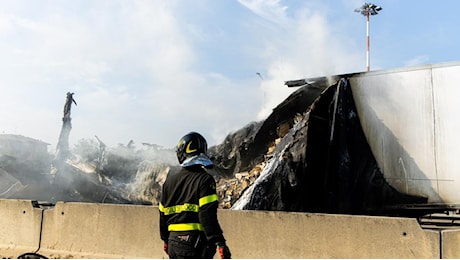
[0,78,432,217]
[216,161,264,209]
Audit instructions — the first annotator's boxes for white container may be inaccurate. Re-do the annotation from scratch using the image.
[349,61,460,204]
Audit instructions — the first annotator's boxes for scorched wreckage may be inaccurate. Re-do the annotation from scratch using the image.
[1,62,460,228]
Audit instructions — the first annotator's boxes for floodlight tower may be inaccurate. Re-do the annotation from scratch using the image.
[355,3,382,71]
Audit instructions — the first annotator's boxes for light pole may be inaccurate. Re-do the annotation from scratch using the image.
[355,3,382,72]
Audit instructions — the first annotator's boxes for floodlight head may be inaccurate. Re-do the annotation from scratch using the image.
[355,2,382,16]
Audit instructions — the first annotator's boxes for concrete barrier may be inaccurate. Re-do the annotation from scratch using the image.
[0,199,455,258]
[38,201,164,258]
[0,199,43,259]
[442,229,460,259]
[218,209,440,258]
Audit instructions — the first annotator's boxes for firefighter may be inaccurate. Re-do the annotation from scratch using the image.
[159,132,231,259]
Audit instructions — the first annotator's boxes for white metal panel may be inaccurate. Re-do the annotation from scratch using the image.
[432,65,460,203]
[349,63,460,203]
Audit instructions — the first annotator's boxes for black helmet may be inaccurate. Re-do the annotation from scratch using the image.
[176,132,208,164]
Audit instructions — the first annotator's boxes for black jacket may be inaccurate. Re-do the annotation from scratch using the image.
[159,166,225,244]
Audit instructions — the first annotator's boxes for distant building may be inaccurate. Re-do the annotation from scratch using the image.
[0,134,50,161]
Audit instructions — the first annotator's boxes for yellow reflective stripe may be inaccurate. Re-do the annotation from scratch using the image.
[159,194,218,215]
[161,203,199,215]
[169,223,203,231]
[199,194,218,207]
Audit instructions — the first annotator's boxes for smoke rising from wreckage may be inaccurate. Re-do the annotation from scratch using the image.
[0,78,428,214]
[2,64,460,220]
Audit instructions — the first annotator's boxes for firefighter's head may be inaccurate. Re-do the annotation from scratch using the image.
[176,132,213,168]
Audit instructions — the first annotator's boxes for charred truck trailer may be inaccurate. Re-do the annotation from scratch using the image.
[233,61,460,221]
[351,63,460,207]
[1,62,460,258]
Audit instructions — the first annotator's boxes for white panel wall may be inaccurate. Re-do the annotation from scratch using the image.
[432,65,460,203]
[350,62,460,204]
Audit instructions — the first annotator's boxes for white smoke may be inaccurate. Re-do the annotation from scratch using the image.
[238,0,363,120]
[0,1,363,150]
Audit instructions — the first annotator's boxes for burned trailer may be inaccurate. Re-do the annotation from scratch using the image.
[232,61,460,224]
[350,62,460,225]
[349,62,460,206]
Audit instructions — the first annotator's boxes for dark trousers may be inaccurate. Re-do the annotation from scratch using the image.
[168,231,216,259]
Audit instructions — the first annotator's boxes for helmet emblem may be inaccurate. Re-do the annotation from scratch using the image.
[185,141,197,153]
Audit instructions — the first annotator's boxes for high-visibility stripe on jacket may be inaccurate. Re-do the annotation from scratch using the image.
[159,166,225,244]
[168,223,204,231]
[159,193,219,231]
[159,194,218,216]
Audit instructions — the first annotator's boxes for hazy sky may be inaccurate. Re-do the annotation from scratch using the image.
[1,0,459,150]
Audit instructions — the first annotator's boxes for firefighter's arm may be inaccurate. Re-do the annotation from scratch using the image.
[198,176,231,258]
[199,202,224,242]
[199,203,231,258]
[198,176,225,243]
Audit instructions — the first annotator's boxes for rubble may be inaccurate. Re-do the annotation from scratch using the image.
[0,77,431,217]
